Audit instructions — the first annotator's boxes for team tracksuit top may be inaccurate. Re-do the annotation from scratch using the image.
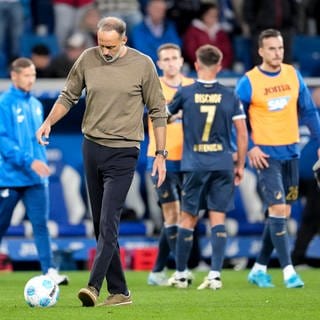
[0,85,47,187]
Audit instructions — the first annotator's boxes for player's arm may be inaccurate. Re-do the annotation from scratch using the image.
[0,103,35,172]
[235,75,256,150]
[235,76,270,169]
[296,71,320,158]
[233,117,248,185]
[167,90,183,122]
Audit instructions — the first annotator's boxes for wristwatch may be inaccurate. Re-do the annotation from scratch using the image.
[155,150,168,159]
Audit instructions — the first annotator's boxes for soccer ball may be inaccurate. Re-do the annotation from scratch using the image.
[24,275,59,307]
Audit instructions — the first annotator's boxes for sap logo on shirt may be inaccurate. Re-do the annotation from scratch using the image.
[267,96,290,111]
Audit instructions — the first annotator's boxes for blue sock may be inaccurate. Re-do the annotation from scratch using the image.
[176,227,193,272]
[269,216,292,268]
[256,220,274,266]
[210,224,227,272]
[152,227,170,272]
[164,225,178,256]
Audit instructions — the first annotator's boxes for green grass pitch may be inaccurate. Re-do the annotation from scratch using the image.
[0,269,319,320]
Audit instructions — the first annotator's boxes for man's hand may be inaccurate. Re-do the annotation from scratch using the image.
[248,146,269,169]
[151,156,166,187]
[31,159,51,177]
[234,166,244,186]
[36,122,51,146]
[168,110,183,123]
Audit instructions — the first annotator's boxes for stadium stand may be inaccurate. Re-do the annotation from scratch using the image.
[292,35,320,77]
[19,33,60,58]
[232,35,253,73]
[0,51,8,78]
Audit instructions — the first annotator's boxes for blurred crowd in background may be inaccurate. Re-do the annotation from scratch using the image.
[1,1,320,272]
[1,0,320,79]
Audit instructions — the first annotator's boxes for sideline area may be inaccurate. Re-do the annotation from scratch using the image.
[1,78,320,269]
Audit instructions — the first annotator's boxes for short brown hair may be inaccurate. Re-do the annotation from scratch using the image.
[157,43,181,58]
[196,44,223,66]
[258,29,282,48]
[11,58,34,73]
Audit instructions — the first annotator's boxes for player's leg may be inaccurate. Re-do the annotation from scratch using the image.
[0,188,20,241]
[197,213,225,290]
[278,159,304,288]
[148,227,171,285]
[24,183,69,285]
[155,171,181,255]
[248,212,275,287]
[248,159,283,287]
[198,170,233,290]
[148,172,180,285]
[249,158,303,288]
[23,184,52,273]
[266,202,303,288]
[170,211,197,288]
[169,172,204,288]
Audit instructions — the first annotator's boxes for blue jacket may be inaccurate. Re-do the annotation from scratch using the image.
[0,85,47,187]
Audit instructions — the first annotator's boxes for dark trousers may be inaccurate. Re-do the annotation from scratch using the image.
[292,179,320,265]
[83,138,139,294]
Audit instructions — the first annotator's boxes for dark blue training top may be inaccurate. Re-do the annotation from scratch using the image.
[168,80,245,171]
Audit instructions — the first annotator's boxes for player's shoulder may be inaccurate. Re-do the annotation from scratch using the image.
[180,80,197,91]
[281,63,300,78]
[0,89,14,107]
[30,95,43,106]
[216,81,235,95]
[181,75,195,86]
[281,63,296,71]
[235,73,251,90]
[0,90,7,103]
[178,83,197,99]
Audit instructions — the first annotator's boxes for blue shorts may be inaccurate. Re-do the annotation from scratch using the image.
[151,171,182,204]
[181,170,234,216]
[257,158,299,206]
